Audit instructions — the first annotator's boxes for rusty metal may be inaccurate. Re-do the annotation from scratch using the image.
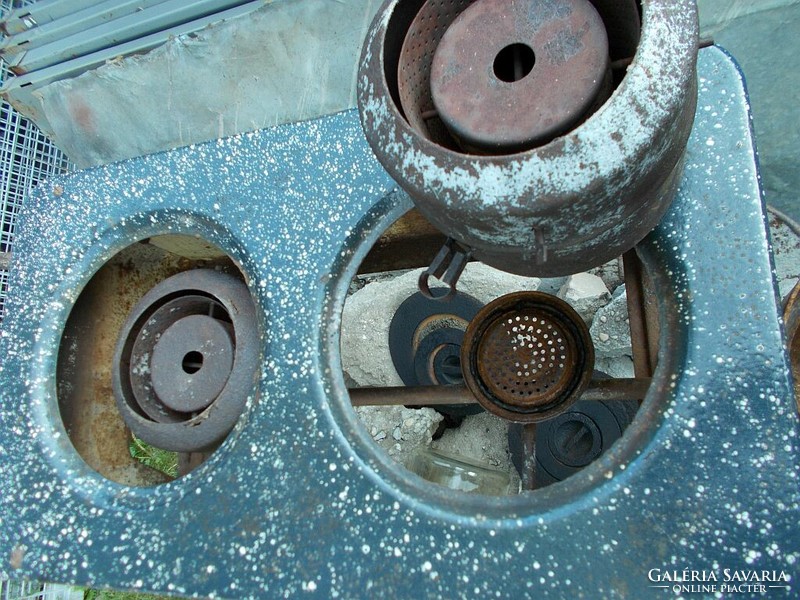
[357,208,449,274]
[389,289,482,385]
[349,377,651,406]
[358,0,699,277]
[783,279,800,413]
[56,241,205,486]
[396,0,473,152]
[429,0,609,153]
[113,269,259,453]
[456,291,592,421]
[129,297,234,419]
[623,249,654,378]
[418,236,472,300]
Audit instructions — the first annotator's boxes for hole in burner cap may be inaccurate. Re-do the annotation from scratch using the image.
[493,43,535,83]
[182,351,204,374]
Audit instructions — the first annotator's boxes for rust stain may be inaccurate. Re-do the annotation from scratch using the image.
[68,98,96,136]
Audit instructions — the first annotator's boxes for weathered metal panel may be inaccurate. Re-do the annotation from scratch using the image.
[0,48,797,597]
[2,0,384,168]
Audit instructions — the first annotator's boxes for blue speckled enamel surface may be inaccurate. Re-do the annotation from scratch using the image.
[1,48,798,598]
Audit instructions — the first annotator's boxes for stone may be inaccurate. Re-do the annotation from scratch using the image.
[595,356,636,379]
[558,272,611,323]
[588,258,625,292]
[589,285,632,358]
[356,406,442,462]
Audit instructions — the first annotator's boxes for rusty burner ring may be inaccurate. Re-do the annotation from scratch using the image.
[112,269,259,453]
[461,292,594,422]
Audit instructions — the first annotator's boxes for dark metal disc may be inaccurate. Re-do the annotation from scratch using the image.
[389,288,483,386]
[113,269,259,453]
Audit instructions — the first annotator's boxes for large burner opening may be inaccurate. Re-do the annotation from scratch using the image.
[340,209,659,497]
[56,235,260,486]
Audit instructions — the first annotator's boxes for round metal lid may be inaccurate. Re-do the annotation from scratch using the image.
[461,291,594,422]
[430,0,609,152]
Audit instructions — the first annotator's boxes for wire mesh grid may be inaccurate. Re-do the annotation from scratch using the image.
[0,579,84,600]
[0,0,72,323]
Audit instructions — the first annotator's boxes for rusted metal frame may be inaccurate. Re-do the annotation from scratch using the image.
[357,208,450,274]
[623,249,655,379]
[418,237,472,300]
[349,378,651,407]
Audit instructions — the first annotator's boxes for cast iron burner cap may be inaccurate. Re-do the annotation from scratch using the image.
[430,0,609,152]
[461,291,594,422]
[112,269,259,453]
[389,288,485,417]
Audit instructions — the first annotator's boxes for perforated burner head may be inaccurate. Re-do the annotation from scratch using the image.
[461,291,594,422]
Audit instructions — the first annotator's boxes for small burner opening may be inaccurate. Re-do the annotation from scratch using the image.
[182,351,204,374]
[493,43,535,83]
[57,234,259,486]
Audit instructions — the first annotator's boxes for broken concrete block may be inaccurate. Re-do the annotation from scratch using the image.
[595,356,636,379]
[558,272,611,323]
[589,285,632,358]
[356,406,442,462]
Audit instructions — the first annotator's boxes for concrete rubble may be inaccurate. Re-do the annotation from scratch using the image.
[354,405,442,462]
[558,272,611,323]
[589,286,633,359]
[341,262,541,388]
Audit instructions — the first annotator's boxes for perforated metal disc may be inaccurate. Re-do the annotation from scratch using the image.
[397,0,473,148]
[461,291,594,422]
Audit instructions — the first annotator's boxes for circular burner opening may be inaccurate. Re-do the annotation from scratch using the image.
[339,209,659,499]
[57,234,260,486]
[493,43,535,83]
[182,351,204,374]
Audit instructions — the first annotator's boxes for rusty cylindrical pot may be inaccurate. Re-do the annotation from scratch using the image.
[358,0,698,277]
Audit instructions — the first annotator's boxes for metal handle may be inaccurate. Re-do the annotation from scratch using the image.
[418,237,472,301]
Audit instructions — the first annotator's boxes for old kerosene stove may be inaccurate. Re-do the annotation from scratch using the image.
[0,0,798,597]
